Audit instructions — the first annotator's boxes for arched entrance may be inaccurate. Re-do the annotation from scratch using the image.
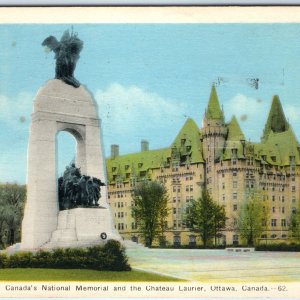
[21,80,114,249]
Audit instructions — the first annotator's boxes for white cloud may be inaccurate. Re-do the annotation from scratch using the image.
[0,91,33,129]
[225,94,268,120]
[95,83,187,154]
[285,104,300,122]
[224,93,269,142]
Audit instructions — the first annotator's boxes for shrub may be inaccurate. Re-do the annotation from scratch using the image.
[0,240,131,271]
[102,240,131,271]
[0,253,8,268]
[255,243,300,252]
[7,252,33,268]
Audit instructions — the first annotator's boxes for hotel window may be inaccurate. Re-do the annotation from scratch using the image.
[173,208,177,214]
[186,196,190,202]
[281,219,286,227]
[272,207,275,213]
[222,182,225,189]
[173,186,176,192]
[173,220,177,229]
[292,186,296,192]
[233,193,237,201]
[233,181,237,188]
[292,207,296,214]
[233,204,237,211]
[272,195,275,202]
[282,196,285,203]
[173,197,176,203]
[292,196,296,203]
[222,194,225,201]
[282,207,285,213]
[190,195,194,201]
[233,170,237,176]
[190,185,193,192]
[233,235,239,243]
[271,219,277,227]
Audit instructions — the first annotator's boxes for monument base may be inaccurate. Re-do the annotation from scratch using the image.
[41,207,121,249]
[6,208,121,253]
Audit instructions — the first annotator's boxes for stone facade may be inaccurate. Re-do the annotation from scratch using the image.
[21,79,119,250]
[106,85,300,246]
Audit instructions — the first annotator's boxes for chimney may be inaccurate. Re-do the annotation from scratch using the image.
[141,140,149,152]
[111,144,119,158]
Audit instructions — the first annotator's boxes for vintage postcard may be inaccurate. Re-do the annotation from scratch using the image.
[0,6,300,298]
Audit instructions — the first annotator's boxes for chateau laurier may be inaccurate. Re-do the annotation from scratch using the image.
[106,85,300,246]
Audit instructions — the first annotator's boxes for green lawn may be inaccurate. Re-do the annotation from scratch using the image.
[0,268,182,281]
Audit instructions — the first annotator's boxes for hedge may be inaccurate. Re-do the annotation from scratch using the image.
[0,240,131,271]
[255,243,300,252]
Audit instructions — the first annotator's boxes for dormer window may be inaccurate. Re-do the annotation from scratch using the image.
[112,167,117,172]
[271,156,276,162]
[125,165,129,170]
[138,163,143,168]
[181,139,186,146]
[290,156,295,165]
[231,148,237,156]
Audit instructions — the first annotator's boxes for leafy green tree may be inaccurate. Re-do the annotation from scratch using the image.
[212,204,227,246]
[289,202,300,240]
[132,180,169,247]
[186,189,226,247]
[0,184,26,248]
[238,190,266,247]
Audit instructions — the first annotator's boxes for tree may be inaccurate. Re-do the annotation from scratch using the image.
[289,203,300,240]
[186,189,226,247]
[0,183,26,248]
[237,190,266,247]
[132,180,169,247]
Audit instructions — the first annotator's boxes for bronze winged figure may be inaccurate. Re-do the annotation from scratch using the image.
[42,30,83,88]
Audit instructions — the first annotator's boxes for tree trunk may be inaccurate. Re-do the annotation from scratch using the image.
[9,228,15,245]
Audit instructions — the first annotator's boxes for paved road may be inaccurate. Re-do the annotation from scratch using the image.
[126,246,300,282]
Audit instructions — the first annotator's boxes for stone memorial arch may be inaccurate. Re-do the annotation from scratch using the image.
[21,79,120,250]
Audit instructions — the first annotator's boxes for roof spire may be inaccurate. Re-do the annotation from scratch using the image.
[227,115,245,141]
[205,84,224,122]
[262,95,289,140]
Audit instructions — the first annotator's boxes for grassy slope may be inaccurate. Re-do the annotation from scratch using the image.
[0,268,182,281]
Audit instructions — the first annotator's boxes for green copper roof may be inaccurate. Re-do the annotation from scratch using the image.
[106,148,170,183]
[171,118,204,163]
[262,95,289,140]
[222,116,245,160]
[205,84,224,121]
[227,116,245,141]
[256,127,300,166]
[106,118,203,183]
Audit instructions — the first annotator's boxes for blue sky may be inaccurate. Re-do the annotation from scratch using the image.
[1,24,300,183]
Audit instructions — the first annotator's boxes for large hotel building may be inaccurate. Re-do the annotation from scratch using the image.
[106,85,300,246]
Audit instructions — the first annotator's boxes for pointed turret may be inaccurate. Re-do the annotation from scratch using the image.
[171,118,204,163]
[262,95,289,140]
[222,116,245,160]
[205,84,224,122]
[227,116,245,141]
